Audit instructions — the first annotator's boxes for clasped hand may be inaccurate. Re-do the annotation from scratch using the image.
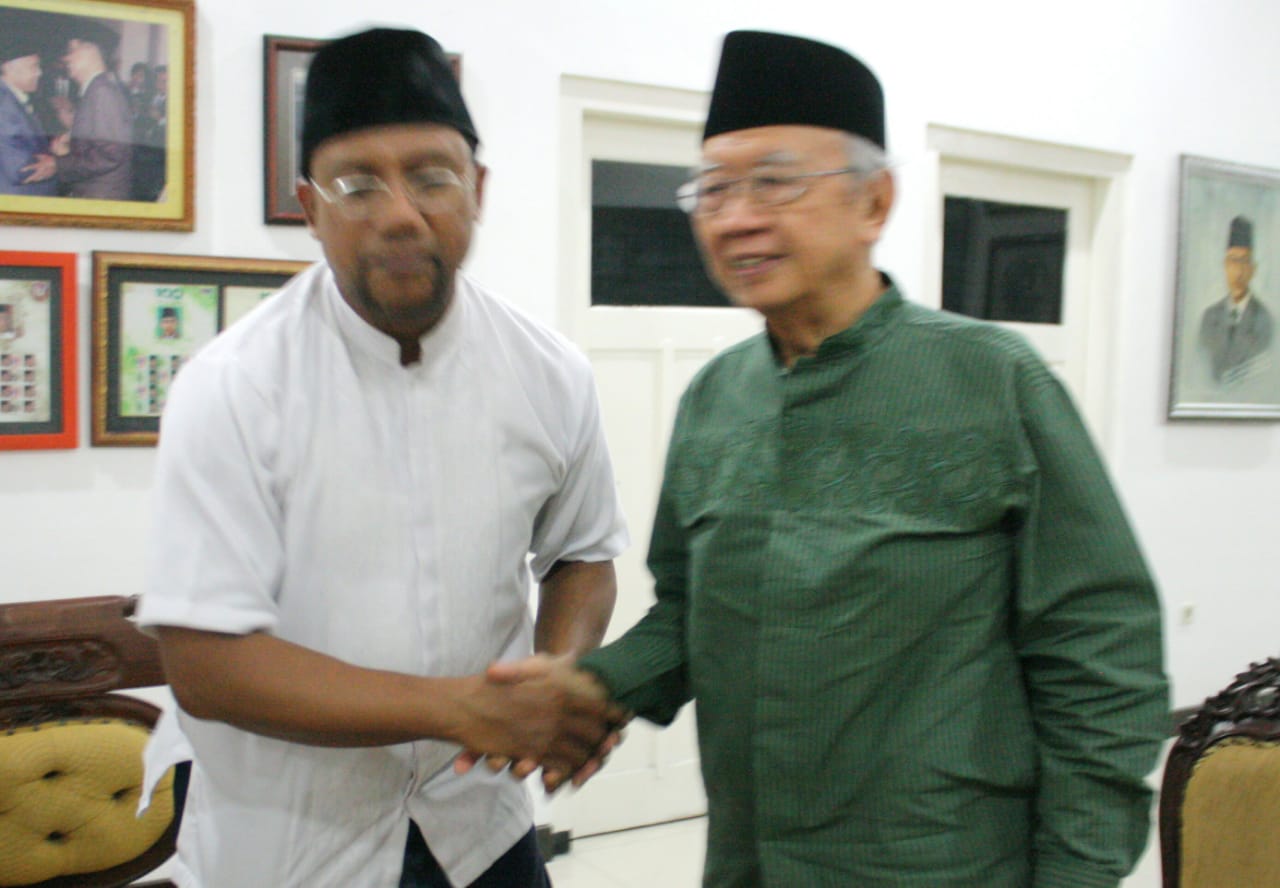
[20,153,56,184]
[453,654,629,793]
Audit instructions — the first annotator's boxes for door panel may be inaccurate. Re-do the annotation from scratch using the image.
[551,80,759,836]
[939,159,1095,407]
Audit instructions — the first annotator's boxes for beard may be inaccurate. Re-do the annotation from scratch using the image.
[344,252,455,341]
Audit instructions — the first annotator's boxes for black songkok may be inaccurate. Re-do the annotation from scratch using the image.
[1228,215,1254,250]
[0,12,41,64]
[703,30,885,149]
[65,18,122,56]
[0,8,62,64]
[301,27,477,177]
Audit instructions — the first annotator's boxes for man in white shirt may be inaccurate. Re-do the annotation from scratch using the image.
[138,27,628,888]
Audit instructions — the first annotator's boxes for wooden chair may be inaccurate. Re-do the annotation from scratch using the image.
[1160,657,1280,888]
[0,596,181,888]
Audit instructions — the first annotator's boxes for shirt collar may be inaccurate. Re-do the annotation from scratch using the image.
[79,70,103,95]
[776,271,903,369]
[2,81,30,105]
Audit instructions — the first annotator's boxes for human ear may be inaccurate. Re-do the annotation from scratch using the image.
[858,170,895,242]
[296,178,320,236]
[471,163,488,221]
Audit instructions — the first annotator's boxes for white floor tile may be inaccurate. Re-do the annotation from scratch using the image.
[547,813,1164,888]
[544,850,632,888]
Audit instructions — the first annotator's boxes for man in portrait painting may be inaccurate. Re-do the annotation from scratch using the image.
[1199,215,1273,385]
[157,305,180,340]
[51,19,133,200]
[0,16,57,197]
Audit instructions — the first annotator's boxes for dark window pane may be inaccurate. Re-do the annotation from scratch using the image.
[942,197,1066,324]
[591,160,728,307]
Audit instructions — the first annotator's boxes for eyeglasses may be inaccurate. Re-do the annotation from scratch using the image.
[310,168,471,220]
[675,167,859,216]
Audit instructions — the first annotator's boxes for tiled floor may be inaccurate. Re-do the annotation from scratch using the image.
[546,816,707,888]
[545,811,1165,888]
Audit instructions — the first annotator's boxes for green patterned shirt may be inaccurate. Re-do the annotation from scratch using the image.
[580,282,1168,888]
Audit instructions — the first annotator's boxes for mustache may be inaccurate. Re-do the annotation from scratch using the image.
[370,248,438,274]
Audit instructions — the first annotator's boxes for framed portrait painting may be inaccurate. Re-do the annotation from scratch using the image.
[0,250,76,449]
[1169,155,1280,419]
[263,34,460,225]
[91,251,310,446]
[0,0,195,230]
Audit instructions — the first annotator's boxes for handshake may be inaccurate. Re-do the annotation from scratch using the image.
[451,654,631,793]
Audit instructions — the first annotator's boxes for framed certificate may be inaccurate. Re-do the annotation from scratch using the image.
[91,251,309,444]
[0,250,76,449]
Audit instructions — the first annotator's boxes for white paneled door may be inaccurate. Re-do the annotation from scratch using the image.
[938,159,1096,407]
[924,125,1132,449]
[547,78,760,836]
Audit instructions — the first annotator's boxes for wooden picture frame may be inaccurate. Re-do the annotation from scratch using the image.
[0,250,76,449]
[263,34,461,225]
[1169,155,1280,419]
[0,0,195,230]
[91,251,310,446]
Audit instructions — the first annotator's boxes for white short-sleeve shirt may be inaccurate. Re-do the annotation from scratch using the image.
[137,265,628,887]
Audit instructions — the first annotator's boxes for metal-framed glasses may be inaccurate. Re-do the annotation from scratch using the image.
[675,167,858,216]
[310,168,471,220]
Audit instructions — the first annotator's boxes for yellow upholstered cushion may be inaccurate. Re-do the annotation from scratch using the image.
[0,719,174,887]
[1181,737,1280,888]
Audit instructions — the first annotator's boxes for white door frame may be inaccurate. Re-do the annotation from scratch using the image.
[922,124,1131,452]
[547,75,736,838]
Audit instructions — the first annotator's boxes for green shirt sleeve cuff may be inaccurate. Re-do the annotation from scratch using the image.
[578,645,689,726]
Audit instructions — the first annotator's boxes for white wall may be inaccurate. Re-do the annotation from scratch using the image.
[3,0,1277,756]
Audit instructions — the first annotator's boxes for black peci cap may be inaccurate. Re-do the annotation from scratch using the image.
[300,27,477,178]
[64,17,122,56]
[0,12,41,64]
[0,8,63,64]
[1229,215,1254,250]
[703,30,885,149]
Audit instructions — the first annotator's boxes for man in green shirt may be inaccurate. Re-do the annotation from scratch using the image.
[476,30,1168,888]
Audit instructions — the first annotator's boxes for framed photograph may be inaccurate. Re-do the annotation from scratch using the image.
[263,34,461,225]
[91,251,310,445]
[0,250,76,449]
[1169,155,1280,419]
[0,0,195,230]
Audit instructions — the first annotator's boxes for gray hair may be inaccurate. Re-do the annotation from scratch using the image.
[843,133,888,176]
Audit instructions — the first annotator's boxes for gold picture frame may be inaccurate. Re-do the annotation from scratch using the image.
[0,0,195,230]
[91,251,310,445]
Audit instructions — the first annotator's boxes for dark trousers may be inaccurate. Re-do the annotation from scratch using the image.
[399,821,552,888]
